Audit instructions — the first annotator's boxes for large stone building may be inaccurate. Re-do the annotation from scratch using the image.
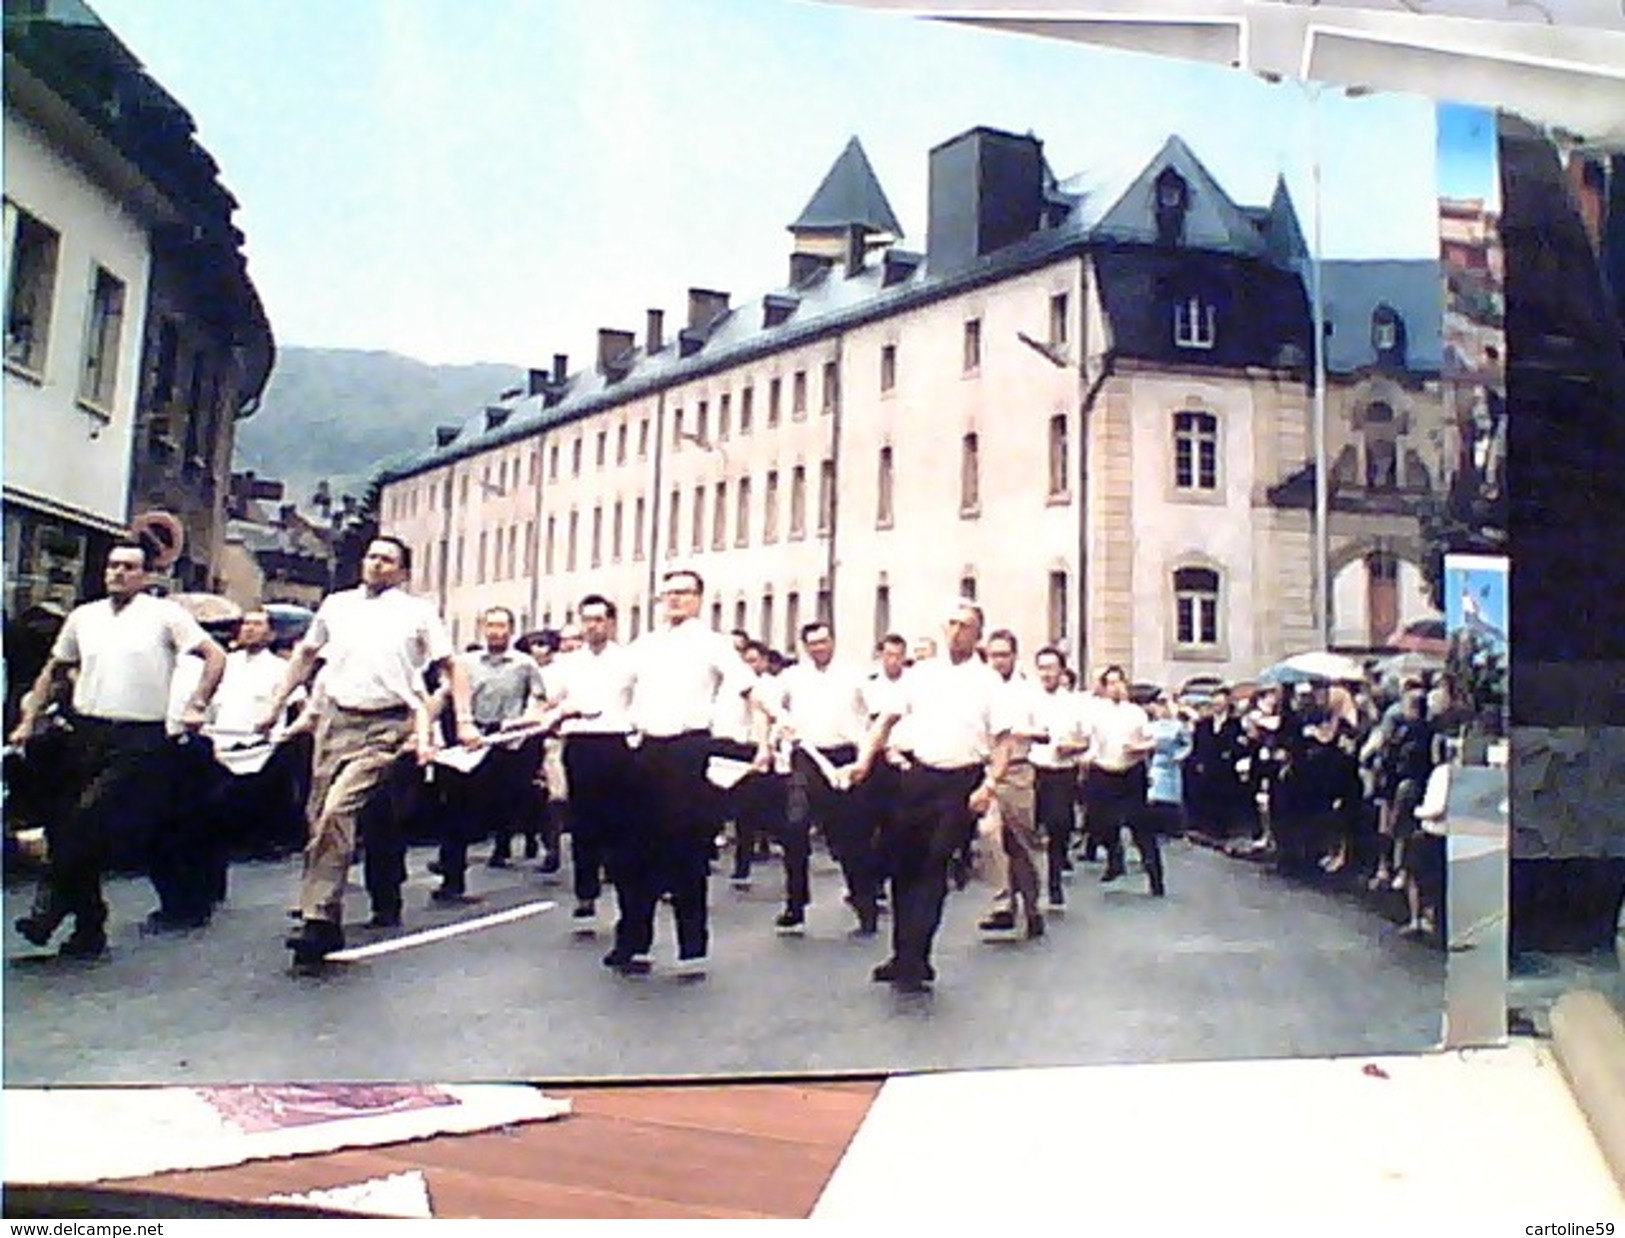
[381,126,1451,686]
[3,0,272,615]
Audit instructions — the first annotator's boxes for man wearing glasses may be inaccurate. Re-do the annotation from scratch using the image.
[605,569,778,976]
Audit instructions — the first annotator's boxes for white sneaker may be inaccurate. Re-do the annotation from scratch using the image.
[672,954,709,978]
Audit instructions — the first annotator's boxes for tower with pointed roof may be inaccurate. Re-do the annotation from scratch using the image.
[788,136,903,270]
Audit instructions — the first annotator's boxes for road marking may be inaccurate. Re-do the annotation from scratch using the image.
[327,901,556,962]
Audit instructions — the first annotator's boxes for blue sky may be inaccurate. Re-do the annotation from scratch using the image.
[90,0,1473,368]
[1437,100,1503,208]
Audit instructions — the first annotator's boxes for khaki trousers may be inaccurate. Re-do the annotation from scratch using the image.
[981,762,1042,918]
[300,706,413,923]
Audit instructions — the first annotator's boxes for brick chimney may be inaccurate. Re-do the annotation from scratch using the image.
[552,353,568,384]
[686,288,730,333]
[646,308,665,354]
[597,328,635,379]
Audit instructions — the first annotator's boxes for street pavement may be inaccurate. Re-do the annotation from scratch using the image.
[3,838,1445,1085]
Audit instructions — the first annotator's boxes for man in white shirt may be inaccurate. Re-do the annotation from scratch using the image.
[777,621,878,936]
[9,540,226,958]
[975,630,1052,940]
[606,568,780,976]
[1083,665,1163,896]
[259,537,477,966]
[714,639,780,892]
[852,600,1017,993]
[541,594,637,926]
[1029,646,1091,908]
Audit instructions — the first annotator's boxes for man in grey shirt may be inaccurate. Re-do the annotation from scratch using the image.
[435,606,547,899]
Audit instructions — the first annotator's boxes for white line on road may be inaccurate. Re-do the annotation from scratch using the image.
[327,901,556,962]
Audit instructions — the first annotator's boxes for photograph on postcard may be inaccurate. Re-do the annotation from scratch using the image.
[5,0,1510,1084]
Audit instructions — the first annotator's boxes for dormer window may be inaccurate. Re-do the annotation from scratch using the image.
[1173,295,1216,350]
[1155,168,1189,246]
[1371,303,1407,367]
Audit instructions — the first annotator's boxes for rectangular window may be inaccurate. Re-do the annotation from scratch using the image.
[638,418,650,459]
[80,266,126,409]
[549,445,559,481]
[961,433,980,514]
[630,604,642,639]
[734,599,748,633]
[634,497,646,561]
[821,361,838,414]
[591,505,603,567]
[544,518,555,574]
[1174,566,1221,646]
[478,531,489,584]
[455,535,466,585]
[1174,411,1219,491]
[667,489,680,556]
[761,593,775,645]
[740,386,754,434]
[736,477,752,546]
[769,377,782,427]
[877,447,894,527]
[524,521,535,575]
[1048,571,1068,644]
[790,465,807,540]
[616,424,627,465]
[880,343,896,393]
[963,317,981,373]
[1048,414,1069,498]
[460,475,469,507]
[1174,297,1217,350]
[960,574,977,602]
[508,526,519,579]
[529,451,540,485]
[674,408,685,449]
[718,393,731,440]
[711,599,723,631]
[596,431,607,469]
[612,500,624,562]
[567,512,579,571]
[1049,293,1069,347]
[792,370,807,418]
[874,584,891,646]
[817,459,835,535]
[571,437,583,476]
[785,591,801,652]
[764,470,780,543]
[6,208,60,375]
[696,400,709,445]
[712,482,727,551]
[691,486,705,553]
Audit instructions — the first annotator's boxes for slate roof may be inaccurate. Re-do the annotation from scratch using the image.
[789,137,904,239]
[386,131,1436,482]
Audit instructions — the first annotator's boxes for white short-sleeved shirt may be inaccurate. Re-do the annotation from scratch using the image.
[548,642,636,736]
[777,660,870,749]
[298,586,452,712]
[1087,697,1152,772]
[52,593,210,722]
[628,618,759,739]
[1030,685,1088,770]
[211,647,296,735]
[887,654,1015,770]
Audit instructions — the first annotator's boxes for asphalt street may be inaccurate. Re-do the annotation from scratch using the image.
[3,838,1445,1085]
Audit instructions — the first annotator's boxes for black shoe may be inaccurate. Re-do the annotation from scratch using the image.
[58,929,108,959]
[538,852,562,874]
[1150,881,1167,898]
[523,836,540,860]
[1026,913,1046,939]
[892,975,932,994]
[426,859,444,876]
[487,855,511,869]
[978,910,1018,934]
[1048,886,1065,907]
[366,909,402,928]
[949,856,971,891]
[1101,866,1124,884]
[289,919,344,965]
[142,910,209,935]
[872,959,935,984]
[774,907,806,935]
[572,900,596,920]
[602,950,652,975]
[14,914,57,948]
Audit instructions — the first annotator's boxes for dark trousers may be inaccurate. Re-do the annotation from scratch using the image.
[883,764,982,982]
[360,756,416,918]
[563,733,636,903]
[33,718,172,940]
[615,732,713,961]
[148,734,223,923]
[795,745,879,922]
[489,736,544,861]
[1090,766,1164,894]
[441,739,534,889]
[1036,766,1076,897]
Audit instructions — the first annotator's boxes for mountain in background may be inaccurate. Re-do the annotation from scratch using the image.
[235,346,524,512]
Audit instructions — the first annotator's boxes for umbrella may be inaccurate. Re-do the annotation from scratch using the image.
[169,592,243,625]
[1387,617,1448,657]
[1258,651,1367,686]
[264,603,316,646]
[1373,650,1445,683]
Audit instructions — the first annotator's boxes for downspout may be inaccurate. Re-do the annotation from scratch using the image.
[1077,347,1117,680]
[647,390,668,614]
[825,333,845,628]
